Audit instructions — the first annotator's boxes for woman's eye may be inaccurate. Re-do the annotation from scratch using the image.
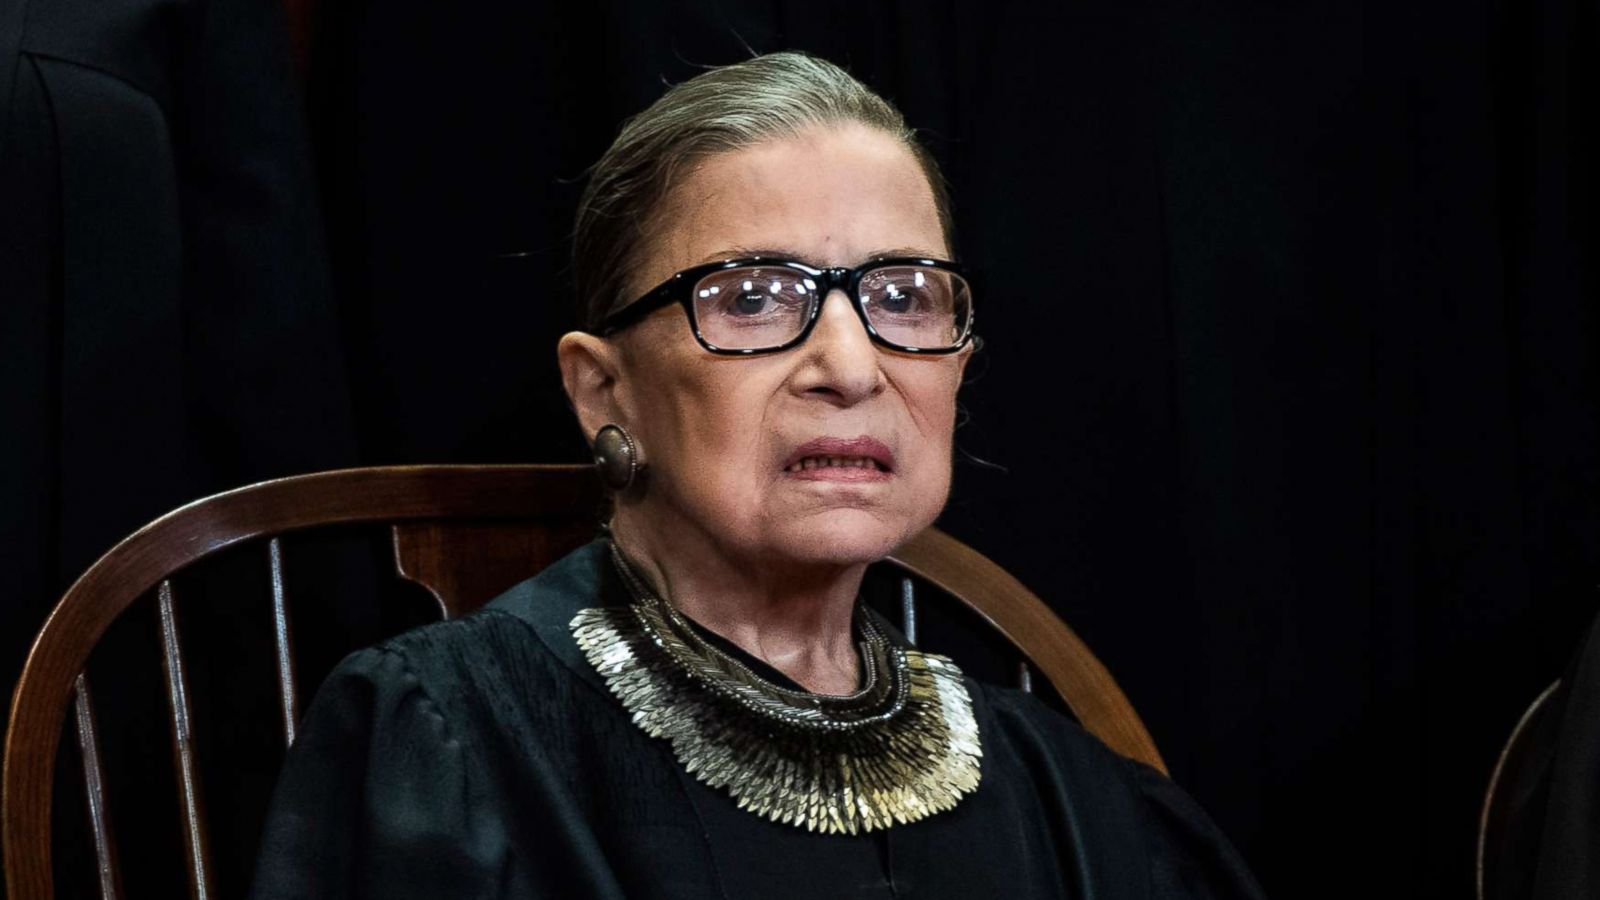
[730,292,773,315]
[876,287,926,314]
[714,277,806,318]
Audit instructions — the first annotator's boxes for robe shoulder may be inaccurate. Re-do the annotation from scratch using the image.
[978,683,1268,899]
[249,541,654,900]
[248,634,509,899]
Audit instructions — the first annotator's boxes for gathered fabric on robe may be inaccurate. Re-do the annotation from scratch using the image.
[250,541,1266,899]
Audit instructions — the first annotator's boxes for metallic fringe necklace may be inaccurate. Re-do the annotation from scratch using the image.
[569,543,982,834]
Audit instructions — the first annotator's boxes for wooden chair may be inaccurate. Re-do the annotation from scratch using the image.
[3,464,1164,900]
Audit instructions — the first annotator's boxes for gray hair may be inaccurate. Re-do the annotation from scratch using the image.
[573,51,955,331]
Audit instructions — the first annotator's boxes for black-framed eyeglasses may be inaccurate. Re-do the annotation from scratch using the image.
[595,257,976,355]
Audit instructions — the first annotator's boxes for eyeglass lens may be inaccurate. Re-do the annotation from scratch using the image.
[690,264,972,351]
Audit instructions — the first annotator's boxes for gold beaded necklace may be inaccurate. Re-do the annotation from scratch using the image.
[569,542,983,834]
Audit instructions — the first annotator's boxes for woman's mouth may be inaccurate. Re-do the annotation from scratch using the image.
[784,455,889,474]
[780,437,895,482]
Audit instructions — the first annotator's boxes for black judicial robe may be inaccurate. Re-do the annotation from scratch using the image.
[250,542,1266,899]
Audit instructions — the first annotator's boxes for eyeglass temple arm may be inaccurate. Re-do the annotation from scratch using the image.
[594,282,679,335]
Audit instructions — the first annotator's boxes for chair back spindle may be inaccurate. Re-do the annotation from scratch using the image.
[899,577,918,646]
[70,675,123,900]
[267,539,299,748]
[156,581,215,900]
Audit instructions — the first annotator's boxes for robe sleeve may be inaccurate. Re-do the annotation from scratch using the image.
[1128,761,1269,900]
[249,646,508,899]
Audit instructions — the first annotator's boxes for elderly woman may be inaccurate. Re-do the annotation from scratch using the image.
[251,52,1265,899]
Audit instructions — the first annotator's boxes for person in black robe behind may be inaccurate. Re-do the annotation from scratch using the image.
[250,52,1267,899]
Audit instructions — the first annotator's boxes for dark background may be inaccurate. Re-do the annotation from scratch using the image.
[4,0,1597,897]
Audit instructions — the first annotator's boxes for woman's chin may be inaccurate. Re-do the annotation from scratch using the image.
[762,511,916,567]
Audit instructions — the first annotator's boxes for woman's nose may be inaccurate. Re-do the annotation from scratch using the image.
[795,289,884,405]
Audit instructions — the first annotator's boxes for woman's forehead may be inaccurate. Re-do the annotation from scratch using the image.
[645,126,946,279]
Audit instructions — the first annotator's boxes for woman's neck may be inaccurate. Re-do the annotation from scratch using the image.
[610,515,865,696]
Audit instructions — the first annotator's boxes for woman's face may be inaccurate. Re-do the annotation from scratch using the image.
[568,122,968,568]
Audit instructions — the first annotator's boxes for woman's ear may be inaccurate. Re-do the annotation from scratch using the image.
[557,331,627,442]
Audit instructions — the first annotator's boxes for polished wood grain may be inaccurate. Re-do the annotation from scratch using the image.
[392,519,598,620]
[4,463,1161,899]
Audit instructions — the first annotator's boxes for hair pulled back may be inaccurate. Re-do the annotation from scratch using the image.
[572,51,954,331]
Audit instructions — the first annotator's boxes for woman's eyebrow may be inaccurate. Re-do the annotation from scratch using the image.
[691,246,945,266]
[693,246,802,265]
[861,246,944,260]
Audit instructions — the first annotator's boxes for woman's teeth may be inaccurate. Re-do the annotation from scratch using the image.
[785,456,885,473]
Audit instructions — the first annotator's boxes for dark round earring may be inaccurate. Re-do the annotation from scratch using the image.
[593,424,640,492]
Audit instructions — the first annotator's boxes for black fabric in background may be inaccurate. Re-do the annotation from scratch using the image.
[0,0,367,895]
[2,0,1595,898]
